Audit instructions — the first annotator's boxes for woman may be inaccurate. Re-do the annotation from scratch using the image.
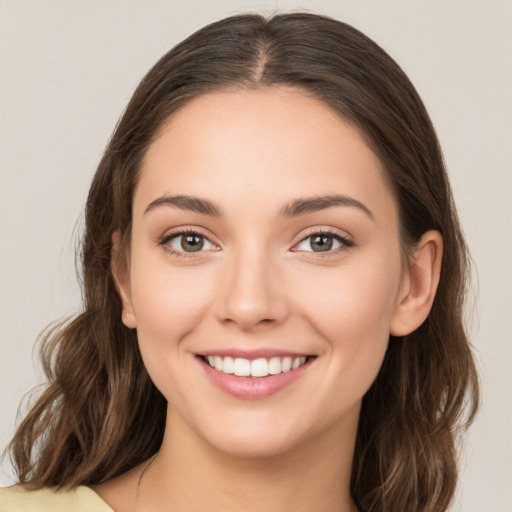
[1,12,478,512]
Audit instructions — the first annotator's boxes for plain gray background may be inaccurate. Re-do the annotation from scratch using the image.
[1,1,511,510]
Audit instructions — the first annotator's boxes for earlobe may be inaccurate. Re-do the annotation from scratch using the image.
[111,230,137,329]
[390,230,443,337]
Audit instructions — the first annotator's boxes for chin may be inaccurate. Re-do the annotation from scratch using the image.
[204,428,302,460]
[190,404,354,461]
[183,408,307,459]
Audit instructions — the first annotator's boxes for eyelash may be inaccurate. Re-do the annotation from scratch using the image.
[158,227,215,259]
[158,228,354,259]
[294,229,355,256]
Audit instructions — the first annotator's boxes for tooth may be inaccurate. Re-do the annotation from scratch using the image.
[222,356,234,374]
[233,358,251,376]
[207,354,309,376]
[268,357,282,375]
[281,357,292,372]
[251,358,269,377]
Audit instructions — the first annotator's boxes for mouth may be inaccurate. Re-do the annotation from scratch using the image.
[195,349,317,398]
[198,354,314,378]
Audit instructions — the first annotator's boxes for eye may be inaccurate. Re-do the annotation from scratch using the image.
[293,231,353,253]
[159,228,218,256]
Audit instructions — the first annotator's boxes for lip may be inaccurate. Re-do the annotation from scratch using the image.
[196,354,316,399]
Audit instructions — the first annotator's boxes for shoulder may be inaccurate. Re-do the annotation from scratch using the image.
[0,485,114,511]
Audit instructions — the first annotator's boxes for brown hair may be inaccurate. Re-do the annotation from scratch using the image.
[7,12,478,511]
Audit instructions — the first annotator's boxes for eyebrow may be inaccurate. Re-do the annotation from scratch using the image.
[145,195,223,216]
[280,195,374,219]
[144,194,373,220]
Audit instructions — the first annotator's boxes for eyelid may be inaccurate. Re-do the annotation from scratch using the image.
[157,226,354,258]
[290,228,355,254]
[158,226,220,258]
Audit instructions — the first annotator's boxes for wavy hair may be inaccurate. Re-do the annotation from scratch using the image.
[8,12,478,511]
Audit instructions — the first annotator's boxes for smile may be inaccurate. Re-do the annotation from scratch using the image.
[197,352,316,398]
[202,355,310,378]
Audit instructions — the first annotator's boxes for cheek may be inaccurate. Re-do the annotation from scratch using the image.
[128,259,218,402]
[303,255,400,331]
[297,251,401,380]
[129,256,215,352]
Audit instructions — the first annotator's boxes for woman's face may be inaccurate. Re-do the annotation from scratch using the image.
[119,88,408,457]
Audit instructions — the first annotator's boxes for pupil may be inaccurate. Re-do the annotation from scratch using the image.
[311,235,333,252]
[182,235,204,252]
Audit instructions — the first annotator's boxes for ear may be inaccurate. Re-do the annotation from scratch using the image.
[111,230,137,329]
[390,230,443,336]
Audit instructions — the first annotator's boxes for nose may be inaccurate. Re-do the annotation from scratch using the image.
[215,245,290,332]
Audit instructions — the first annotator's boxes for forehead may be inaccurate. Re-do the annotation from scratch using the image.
[135,87,397,224]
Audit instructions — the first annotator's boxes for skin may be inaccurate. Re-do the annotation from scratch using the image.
[94,87,442,512]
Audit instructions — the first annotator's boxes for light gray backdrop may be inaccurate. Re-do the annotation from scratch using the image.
[1,1,511,510]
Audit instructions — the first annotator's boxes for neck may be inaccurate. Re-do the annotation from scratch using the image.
[138,406,359,512]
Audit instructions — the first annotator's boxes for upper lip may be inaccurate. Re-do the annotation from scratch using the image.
[197,348,314,360]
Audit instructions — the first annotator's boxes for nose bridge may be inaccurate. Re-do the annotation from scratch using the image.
[216,238,288,330]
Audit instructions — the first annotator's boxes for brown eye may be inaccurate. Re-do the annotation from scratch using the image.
[180,234,204,252]
[163,230,217,255]
[294,231,352,254]
[310,235,334,252]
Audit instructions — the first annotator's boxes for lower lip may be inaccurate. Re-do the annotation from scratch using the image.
[198,357,314,399]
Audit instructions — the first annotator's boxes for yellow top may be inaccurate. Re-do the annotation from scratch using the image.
[0,485,114,511]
